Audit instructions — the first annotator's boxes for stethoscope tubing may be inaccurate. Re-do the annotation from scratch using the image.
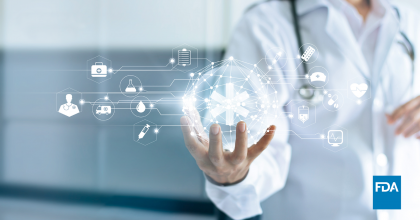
[290,0,415,103]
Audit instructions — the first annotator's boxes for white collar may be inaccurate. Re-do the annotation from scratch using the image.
[296,0,392,16]
[295,0,329,16]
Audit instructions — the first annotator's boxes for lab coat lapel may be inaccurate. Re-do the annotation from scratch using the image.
[372,9,399,91]
[325,7,370,79]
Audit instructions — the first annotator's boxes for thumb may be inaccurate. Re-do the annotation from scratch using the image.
[247,125,276,161]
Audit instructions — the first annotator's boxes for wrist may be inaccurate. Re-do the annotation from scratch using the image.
[205,169,249,186]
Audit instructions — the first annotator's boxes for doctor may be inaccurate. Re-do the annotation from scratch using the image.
[180,0,420,219]
[58,94,80,117]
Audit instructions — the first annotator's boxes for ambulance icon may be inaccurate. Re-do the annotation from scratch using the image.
[96,106,112,115]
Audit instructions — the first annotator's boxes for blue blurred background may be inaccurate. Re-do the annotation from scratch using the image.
[1,0,419,219]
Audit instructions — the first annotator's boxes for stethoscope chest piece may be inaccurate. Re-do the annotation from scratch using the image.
[298,84,324,105]
[299,84,315,99]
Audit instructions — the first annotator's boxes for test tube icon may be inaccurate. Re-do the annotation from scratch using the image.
[301,46,315,62]
[138,124,150,140]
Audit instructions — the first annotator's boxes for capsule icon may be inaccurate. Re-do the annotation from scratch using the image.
[328,94,339,106]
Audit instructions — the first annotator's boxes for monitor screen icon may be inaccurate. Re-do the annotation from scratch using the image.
[328,130,343,147]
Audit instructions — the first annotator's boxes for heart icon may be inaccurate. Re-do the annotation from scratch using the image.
[350,83,368,98]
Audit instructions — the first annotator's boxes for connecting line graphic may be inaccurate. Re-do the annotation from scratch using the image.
[192,58,214,63]
[112,62,177,74]
[111,56,222,75]
[49,48,308,79]
[57,45,351,146]
[237,56,303,73]
[73,124,324,141]
[182,54,335,147]
[48,57,223,74]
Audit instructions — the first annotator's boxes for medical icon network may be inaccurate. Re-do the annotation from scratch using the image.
[54,43,370,150]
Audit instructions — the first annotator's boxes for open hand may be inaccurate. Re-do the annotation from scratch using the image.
[387,96,420,139]
[180,113,276,185]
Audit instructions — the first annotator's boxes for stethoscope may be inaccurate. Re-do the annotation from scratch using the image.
[63,103,76,111]
[289,0,416,103]
[63,103,72,111]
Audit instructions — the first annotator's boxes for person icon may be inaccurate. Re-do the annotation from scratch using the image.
[58,94,80,117]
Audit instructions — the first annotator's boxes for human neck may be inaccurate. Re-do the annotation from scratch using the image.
[346,0,371,21]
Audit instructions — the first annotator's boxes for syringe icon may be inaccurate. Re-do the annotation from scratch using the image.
[138,124,150,141]
[272,52,282,64]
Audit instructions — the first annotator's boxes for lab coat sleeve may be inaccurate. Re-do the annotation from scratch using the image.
[205,140,291,219]
[205,8,293,220]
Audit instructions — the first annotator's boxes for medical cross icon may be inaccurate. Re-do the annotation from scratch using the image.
[210,83,250,125]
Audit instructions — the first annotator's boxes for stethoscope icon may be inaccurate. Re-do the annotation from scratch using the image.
[63,103,74,111]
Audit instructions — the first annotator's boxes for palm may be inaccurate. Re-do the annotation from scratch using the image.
[180,107,276,184]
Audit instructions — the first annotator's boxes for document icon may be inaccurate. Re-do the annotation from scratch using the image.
[178,48,191,66]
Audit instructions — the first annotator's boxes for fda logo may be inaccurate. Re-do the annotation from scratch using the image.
[373,176,401,209]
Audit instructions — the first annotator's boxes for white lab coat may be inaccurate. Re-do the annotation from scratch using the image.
[205,0,420,219]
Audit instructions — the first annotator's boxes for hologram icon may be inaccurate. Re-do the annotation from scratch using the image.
[301,46,315,62]
[298,106,309,123]
[210,83,250,125]
[138,124,150,140]
[58,94,80,117]
[125,79,137,93]
[328,130,343,147]
[178,48,191,66]
[91,62,107,77]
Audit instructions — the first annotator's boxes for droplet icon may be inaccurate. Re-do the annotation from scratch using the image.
[136,101,146,113]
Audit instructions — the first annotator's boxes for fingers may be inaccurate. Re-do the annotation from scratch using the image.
[402,123,420,138]
[180,116,207,160]
[395,107,420,137]
[208,124,224,166]
[395,116,412,136]
[248,125,276,161]
[230,121,248,164]
[395,109,420,137]
[388,96,420,124]
[190,107,206,135]
[185,107,208,146]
